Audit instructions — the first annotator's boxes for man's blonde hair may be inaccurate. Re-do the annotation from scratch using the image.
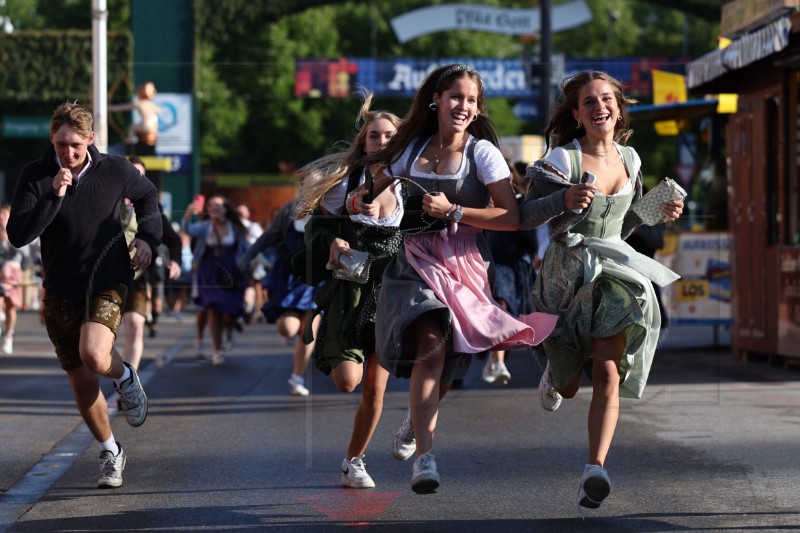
[50,102,93,139]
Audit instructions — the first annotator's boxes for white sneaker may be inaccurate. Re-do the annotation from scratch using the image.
[411,452,440,494]
[482,360,511,385]
[2,333,12,355]
[538,361,562,411]
[578,464,611,509]
[481,359,495,383]
[392,408,416,461]
[288,374,309,396]
[341,455,375,488]
[211,352,225,366]
[97,444,126,489]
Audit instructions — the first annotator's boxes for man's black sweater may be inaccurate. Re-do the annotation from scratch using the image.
[7,144,162,300]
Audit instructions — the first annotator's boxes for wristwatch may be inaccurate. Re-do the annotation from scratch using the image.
[452,204,463,222]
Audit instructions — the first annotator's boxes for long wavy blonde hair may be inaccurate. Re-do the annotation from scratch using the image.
[293,87,402,218]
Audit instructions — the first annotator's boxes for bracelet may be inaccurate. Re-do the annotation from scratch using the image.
[348,194,357,214]
[445,204,457,218]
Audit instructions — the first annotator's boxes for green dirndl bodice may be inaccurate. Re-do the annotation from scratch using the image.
[532,183,677,399]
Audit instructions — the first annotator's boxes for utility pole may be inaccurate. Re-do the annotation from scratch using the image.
[92,0,108,153]
[540,0,552,125]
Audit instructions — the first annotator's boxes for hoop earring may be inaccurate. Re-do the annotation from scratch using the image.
[617,115,622,122]
[472,114,478,121]
[428,102,438,111]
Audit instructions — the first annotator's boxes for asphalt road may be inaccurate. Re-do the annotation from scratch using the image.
[1,311,798,532]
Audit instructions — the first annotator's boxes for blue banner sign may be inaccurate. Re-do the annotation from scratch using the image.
[295,57,688,100]
[296,57,555,99]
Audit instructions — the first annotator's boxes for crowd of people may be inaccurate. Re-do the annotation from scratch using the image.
[4,67,684,510]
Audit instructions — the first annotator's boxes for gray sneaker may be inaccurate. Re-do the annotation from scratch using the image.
[578,464,611,509]
[411,452,440,494]
[115,362,148,427]
[392,408,416,461]
[97,445,126,489]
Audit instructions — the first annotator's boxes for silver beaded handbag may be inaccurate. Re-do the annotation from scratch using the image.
[326,249,373,284]
[631,178,687,226]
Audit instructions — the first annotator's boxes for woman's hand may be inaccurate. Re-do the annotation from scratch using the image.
[422,192,452,219]
[348,189,380,218]
[565,183,596,212]
[184,202,198,219]
[661,199,684,222]
[328,238,352,267]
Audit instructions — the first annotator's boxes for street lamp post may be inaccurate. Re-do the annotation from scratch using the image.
[540,0,552,125]
[92,0,108,153]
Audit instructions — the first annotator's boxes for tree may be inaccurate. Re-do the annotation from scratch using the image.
[0,0,722,180]
[0,0,131,31]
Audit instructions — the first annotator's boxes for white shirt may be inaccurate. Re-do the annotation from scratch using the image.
[390,135,510,186]
[55,152,94,182]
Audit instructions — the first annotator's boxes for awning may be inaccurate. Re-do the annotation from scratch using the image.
[687,16,793,90]
[629,99,719,123]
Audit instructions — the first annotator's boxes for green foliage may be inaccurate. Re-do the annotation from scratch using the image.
[196,0,539,171]
[0,30,131,102]
[1,0,131,31]
[549,0,720,181]
[195,44,248,166]
[555,0,719,59]
[0,0,722,179]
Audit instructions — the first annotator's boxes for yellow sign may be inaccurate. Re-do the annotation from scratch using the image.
[676,280,710,302]
[652,70,687,136]
[714,38,738,113]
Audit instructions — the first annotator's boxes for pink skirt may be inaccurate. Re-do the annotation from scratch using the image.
[404,227,557,353]
[1,262,24,309]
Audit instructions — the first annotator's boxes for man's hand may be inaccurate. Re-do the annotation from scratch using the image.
[128,238,153,271]
[167,260,181,280]
[52,168,73,197]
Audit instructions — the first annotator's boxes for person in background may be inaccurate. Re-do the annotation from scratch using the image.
[365,64,557,493]
[182,195,249,366]
[166,230,194,320]
[7,101,160,488]
[120,156,181,373]
[0,204,29,354]
[143,253,166,338]
[237,204,263,244]
[240,194,319,396]
[520,70,684,510]
[0,225,23,355]
[481,160,539,385]
[236,203,264,325]
[294,87,402,488]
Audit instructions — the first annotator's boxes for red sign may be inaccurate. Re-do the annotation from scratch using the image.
[673,163,697,187]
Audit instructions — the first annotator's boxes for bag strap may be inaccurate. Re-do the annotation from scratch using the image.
[405,137,430,178]
[564,143,582,184]
[334,167,364,215]
[344,167,362,194]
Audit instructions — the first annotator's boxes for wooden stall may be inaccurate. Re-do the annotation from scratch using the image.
[686,1,800,361]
